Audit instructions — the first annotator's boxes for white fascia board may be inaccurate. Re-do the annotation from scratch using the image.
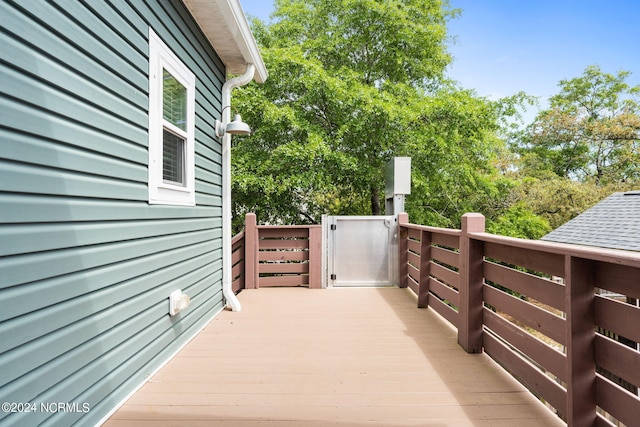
[183,0,268,83]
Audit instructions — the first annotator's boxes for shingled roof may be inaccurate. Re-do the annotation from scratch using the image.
[540,191,640,252]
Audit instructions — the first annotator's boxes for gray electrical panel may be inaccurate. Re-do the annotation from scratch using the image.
[385,157,411,215]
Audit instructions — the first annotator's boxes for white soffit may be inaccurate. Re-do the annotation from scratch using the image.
[183,0,268,83]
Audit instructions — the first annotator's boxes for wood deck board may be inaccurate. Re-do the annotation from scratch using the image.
[104,288,564,426]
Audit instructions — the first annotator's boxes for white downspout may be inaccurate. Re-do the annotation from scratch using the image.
[221,63,255,312]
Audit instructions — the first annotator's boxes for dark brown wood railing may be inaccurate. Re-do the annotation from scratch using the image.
[398,212,640,426]
[241,213,322,289]
[232,211,639,424]
[231,231,245,293]
[398,216,462,327]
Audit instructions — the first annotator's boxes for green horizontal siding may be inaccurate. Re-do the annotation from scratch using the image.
[0,66,147,149]
[0,97,147,164]
[0,194,221,223]
[0,159,148,201]
[0,240,222,323]
[0,260,222,386]
[0,34,147,129]
[0,0,230,425]
[3,131,147,184]
[0,257,222,359]
[2,286,224,427]
[1,1,148,108]
[2,228,219,288]
[0,218,220,257]
[9,0,149,91]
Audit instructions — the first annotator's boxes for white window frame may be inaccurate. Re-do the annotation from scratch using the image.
[148,28,196,206]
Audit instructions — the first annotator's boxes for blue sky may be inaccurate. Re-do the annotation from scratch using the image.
[239,0,640,123]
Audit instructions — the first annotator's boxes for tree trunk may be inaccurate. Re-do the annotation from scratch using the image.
[370,185,381,215]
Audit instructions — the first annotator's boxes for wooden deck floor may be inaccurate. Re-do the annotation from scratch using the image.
[104,288,565,426]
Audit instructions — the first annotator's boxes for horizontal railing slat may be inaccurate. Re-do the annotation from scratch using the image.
[407,275,419,295]
[429,262,459,289]
[431,232,459,250]
[595,262,640,300]
[595,334,640,390]
[483,331,567,416]
[430,245,459,269]
[483,241,565,278]
[259,275,308,287]
[407,227,422,241]
[429,277,459,308]
[259,251,308,262]
[484,284,566,346]
[407,251,420,269]
[429,294,458,327]
[232,246,244,264]
[258,227,310,238]
[595,374,640,427]
[232,231,245,243]
[407,239,421,255]
[231,278,243,293]
[259,239,309,250]
[259,263,309,274]
[408,262,420,284]
[232,259,244,277]
[595,295,640,343]
[471,232,640,269]
[483,260,565,312]
[484,308,566,381]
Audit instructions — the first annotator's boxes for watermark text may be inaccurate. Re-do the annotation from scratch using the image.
[2,402,90,414]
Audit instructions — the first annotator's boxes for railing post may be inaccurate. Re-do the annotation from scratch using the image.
[308,226,322,289]
[418,230,431,308]
[565,256,596,425]
[244,213,259,289]
[397,212,409,288]
[458,213,485,353]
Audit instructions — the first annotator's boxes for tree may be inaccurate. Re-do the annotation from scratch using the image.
[232,0,523,231]
[486,203,551,240]
[518,65,640,184]
[267,0,455,88]
[402,88,517,228]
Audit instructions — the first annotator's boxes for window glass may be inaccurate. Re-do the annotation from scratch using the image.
[162,129,185,185]
[162,69,187,131]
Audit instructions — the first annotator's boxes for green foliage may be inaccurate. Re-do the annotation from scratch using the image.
[232,44,405,226]
[496,66,640,233]
[486,203,551,240]
[505,176,638,230]
[517,65,640,184]
[232,0,522,231]
[269,0,457,87]
[403,87,516,228]
[234,3,636,240]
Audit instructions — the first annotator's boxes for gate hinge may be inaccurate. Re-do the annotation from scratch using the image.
[330,224,337,230]
[330,274,337,280]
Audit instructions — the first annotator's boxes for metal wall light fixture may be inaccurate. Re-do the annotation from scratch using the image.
[215,113,251,137]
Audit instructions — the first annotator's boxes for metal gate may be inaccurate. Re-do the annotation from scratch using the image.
[322,215,399,287]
